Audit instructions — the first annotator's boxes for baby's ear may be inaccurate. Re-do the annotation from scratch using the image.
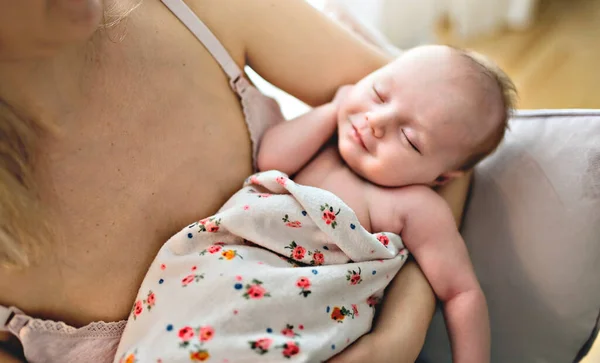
[432,170,465,186]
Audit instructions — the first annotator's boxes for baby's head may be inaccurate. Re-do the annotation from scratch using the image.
[336,45,516,187]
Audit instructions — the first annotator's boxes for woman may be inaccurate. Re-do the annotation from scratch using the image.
[0,0,471,362]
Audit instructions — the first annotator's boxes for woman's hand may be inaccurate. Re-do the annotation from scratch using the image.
[328,332,410,363]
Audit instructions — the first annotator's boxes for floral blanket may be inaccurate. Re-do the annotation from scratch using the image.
[114,170,409,363]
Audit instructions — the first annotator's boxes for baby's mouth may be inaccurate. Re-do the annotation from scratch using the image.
[351,123,367,151]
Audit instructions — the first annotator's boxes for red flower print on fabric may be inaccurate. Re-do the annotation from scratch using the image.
[282,214,302,228]
[296,277,311,289]
[250,324,303,357]
[199,326,214,342]
[281,341,300,358]
[367,295,381,308]
[182,275,194,286]
[293,247,305,260]
[243,279,271,300]
[352,304,359,317]
[143,290,155,311]
[198,217,221,233]
[249,337,273,355]
[296,277,312,297]
[179,326,194,341]
[309,250,324,266]
[131,300,143,320]
[346,267,363,285]
[208,245,221,254]
[181,269,205,287]
[376,233,390,247]
[320,203,341,228]
[285,241,306,261]
[281,324,301,338]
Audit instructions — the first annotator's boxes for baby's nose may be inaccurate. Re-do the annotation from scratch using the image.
[366,113,385,138]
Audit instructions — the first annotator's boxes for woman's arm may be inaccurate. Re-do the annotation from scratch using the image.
[236,0,389,106]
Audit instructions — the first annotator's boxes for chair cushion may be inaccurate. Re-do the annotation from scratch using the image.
[420,110,600,362]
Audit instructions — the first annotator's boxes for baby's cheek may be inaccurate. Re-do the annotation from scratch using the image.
[345,90,369,112]
[337,137,352,160]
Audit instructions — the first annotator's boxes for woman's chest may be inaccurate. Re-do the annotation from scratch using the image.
[47,45,251,234]
[19,30,255,324]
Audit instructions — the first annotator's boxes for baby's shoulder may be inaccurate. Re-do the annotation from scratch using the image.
[375,185,445,217]
[381,184,439,201]
[366,184,441,232]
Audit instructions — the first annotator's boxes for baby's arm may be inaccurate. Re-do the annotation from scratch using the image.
[396,186,490,363]
[257,101,338,175]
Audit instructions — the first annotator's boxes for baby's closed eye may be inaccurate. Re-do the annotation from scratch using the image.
[372,85,385,103]
[401,129,421,154]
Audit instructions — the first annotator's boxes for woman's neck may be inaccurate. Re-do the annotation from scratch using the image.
[0,40,97,126]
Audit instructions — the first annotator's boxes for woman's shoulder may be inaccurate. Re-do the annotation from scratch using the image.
[176,0,247,67]
[183,0,389,106]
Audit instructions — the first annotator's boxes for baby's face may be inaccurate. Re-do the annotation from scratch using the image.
[336,45,501,187]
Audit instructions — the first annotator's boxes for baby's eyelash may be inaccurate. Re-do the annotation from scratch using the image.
[402,130,421,154]
[372,86,384,103]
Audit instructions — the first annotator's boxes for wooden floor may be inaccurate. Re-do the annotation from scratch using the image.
[437,0,600,110]
[438,0,600,361]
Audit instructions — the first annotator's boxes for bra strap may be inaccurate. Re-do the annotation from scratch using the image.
[161,0,245,91]
[0,306,29,336]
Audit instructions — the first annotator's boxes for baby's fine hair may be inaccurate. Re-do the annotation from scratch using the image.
[455,48,518,170]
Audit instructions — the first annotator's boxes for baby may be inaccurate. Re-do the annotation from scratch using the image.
[114,45,515,363]
[257,44,515,362]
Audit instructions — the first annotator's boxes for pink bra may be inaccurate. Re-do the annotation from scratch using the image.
[0,1,283,362]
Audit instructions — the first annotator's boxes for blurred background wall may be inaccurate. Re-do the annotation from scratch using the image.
[312,0,600,110]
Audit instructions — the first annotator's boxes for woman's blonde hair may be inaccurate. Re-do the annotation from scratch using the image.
[0,1,140,268]
[0,102,50,267]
